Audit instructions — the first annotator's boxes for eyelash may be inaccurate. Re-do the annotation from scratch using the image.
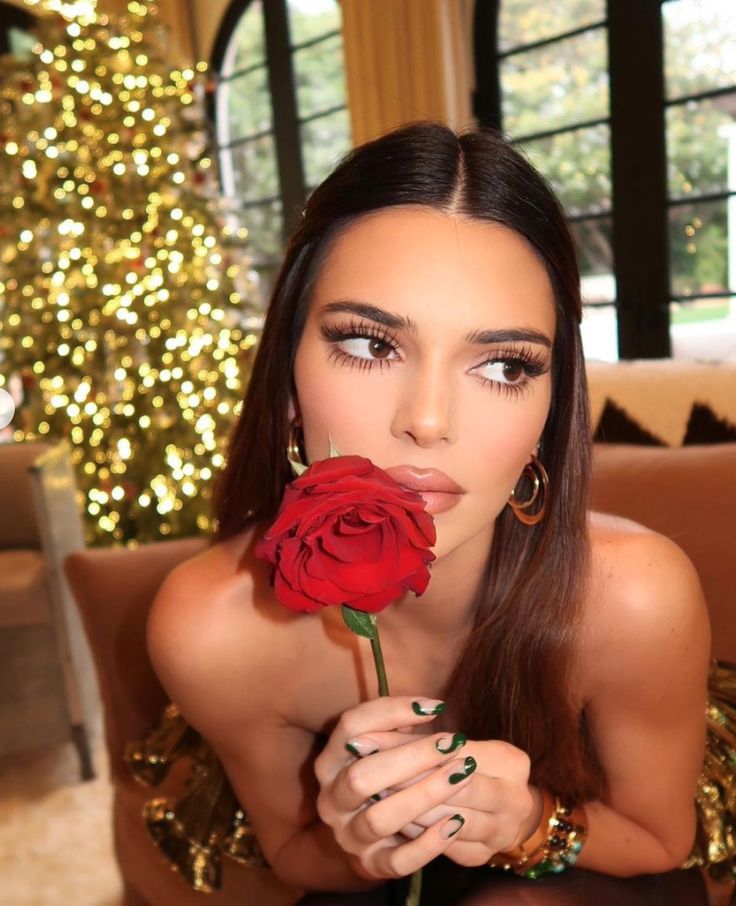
[320,318,550,397]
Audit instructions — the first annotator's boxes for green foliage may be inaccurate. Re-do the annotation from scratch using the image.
[498,0,736,296]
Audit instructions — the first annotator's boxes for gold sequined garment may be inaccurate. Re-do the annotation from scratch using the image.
[683,660,736,881]
[125,660,736,892]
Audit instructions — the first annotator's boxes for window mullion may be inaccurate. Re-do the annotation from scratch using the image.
[607,0,670,358]
[263,0,306,239]
[473,0,502,130]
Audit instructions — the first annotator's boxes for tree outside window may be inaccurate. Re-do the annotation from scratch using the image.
[476,0,736,360]
[213,0,351,302]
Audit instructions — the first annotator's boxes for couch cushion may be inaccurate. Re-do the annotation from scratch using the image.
[0,548,50,628]
[591,443,736,662]
[64,536,209,784]
[587,360,736,447]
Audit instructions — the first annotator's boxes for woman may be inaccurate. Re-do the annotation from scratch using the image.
[144,122,715,904]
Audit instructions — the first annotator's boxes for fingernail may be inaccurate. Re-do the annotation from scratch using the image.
[345,739,378,757]
[448,756,477,785]
[412,699,447,716]
[440,814,465,839]
[435,732,467,754]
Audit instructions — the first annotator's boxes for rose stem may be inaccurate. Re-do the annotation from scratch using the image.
[371,620,421,906]
[407,869,422,905]
[370,626,390,697]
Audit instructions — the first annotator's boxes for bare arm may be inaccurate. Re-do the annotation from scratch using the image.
[145,560,380,892]
[360,528,711,878]
[573,528,710,875]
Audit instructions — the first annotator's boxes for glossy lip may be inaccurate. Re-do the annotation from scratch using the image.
[384,465,465,495]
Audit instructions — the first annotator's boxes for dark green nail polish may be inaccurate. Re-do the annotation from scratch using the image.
[435,732,467,754]
[412,700,447,716]
[345,740,378,757]
[448,756,477,784]
[369,792,382,802]
[444,814,465,838]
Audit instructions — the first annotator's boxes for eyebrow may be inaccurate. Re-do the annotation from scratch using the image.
[320,299,553,349]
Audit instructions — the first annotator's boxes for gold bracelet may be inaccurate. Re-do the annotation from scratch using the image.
[488,787,556,872]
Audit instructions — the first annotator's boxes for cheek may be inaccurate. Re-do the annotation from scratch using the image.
[293,344,390,462]
[469,392,551,502]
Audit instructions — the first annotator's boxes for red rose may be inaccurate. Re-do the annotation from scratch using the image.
[255,455,436,614]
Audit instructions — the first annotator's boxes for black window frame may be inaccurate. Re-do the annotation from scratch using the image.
[473,0,735,359]
[210,0,347,262]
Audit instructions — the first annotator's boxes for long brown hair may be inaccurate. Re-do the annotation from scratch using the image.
[211,121,604,802]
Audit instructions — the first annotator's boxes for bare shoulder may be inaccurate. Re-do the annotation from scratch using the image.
[580,512,711,695]
[147,529,341,869]
[146,525,297,738]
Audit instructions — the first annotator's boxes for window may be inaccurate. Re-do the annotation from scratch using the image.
[663,0,736,359]
[474,0,736,360]
[212,0,351,297]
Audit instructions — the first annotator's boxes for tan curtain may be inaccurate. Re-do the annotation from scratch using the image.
[340,0,475,147]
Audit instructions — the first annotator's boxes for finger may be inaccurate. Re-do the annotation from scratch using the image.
[333,734,471,813]
[412,802,523,862]
[370,813,467,879]
[315,697,448,785]
[403,802,459,829]
[344,729,423,758]
[349,755,478,841]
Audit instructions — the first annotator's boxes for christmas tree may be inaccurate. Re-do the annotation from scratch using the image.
[0,0,260,545]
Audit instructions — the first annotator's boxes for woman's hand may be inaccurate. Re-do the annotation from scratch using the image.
[313,696,485,881]
[315,696,541,874]
[399,739,540,867]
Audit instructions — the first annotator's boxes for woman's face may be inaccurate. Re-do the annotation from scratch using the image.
[290,206,557,560]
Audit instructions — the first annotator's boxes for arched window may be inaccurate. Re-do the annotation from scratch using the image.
[212,0,351,295]
[474,0,736,361]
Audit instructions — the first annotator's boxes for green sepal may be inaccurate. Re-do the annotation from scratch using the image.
[341,605,377,640]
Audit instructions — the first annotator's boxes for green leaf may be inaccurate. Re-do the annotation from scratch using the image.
[342,605,377,640]
[328,434,342,458]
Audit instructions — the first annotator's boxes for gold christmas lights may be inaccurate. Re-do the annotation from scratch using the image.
[0,0,261,544]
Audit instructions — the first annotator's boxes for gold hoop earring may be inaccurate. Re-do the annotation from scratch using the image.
[508,454,549,526]
[287,419,306,468]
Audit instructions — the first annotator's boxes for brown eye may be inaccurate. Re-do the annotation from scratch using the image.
[369,339,392,359]
[336,336,399,363]
[502,361,524,383]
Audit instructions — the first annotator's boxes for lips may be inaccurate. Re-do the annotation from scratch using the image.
[384,465,464,495]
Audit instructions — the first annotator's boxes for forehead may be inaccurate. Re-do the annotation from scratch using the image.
[310,206,557,336]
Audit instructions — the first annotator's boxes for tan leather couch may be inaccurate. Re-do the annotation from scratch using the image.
[64,438,736,904]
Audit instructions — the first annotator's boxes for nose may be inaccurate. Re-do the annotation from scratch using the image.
[390,359,457,447]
